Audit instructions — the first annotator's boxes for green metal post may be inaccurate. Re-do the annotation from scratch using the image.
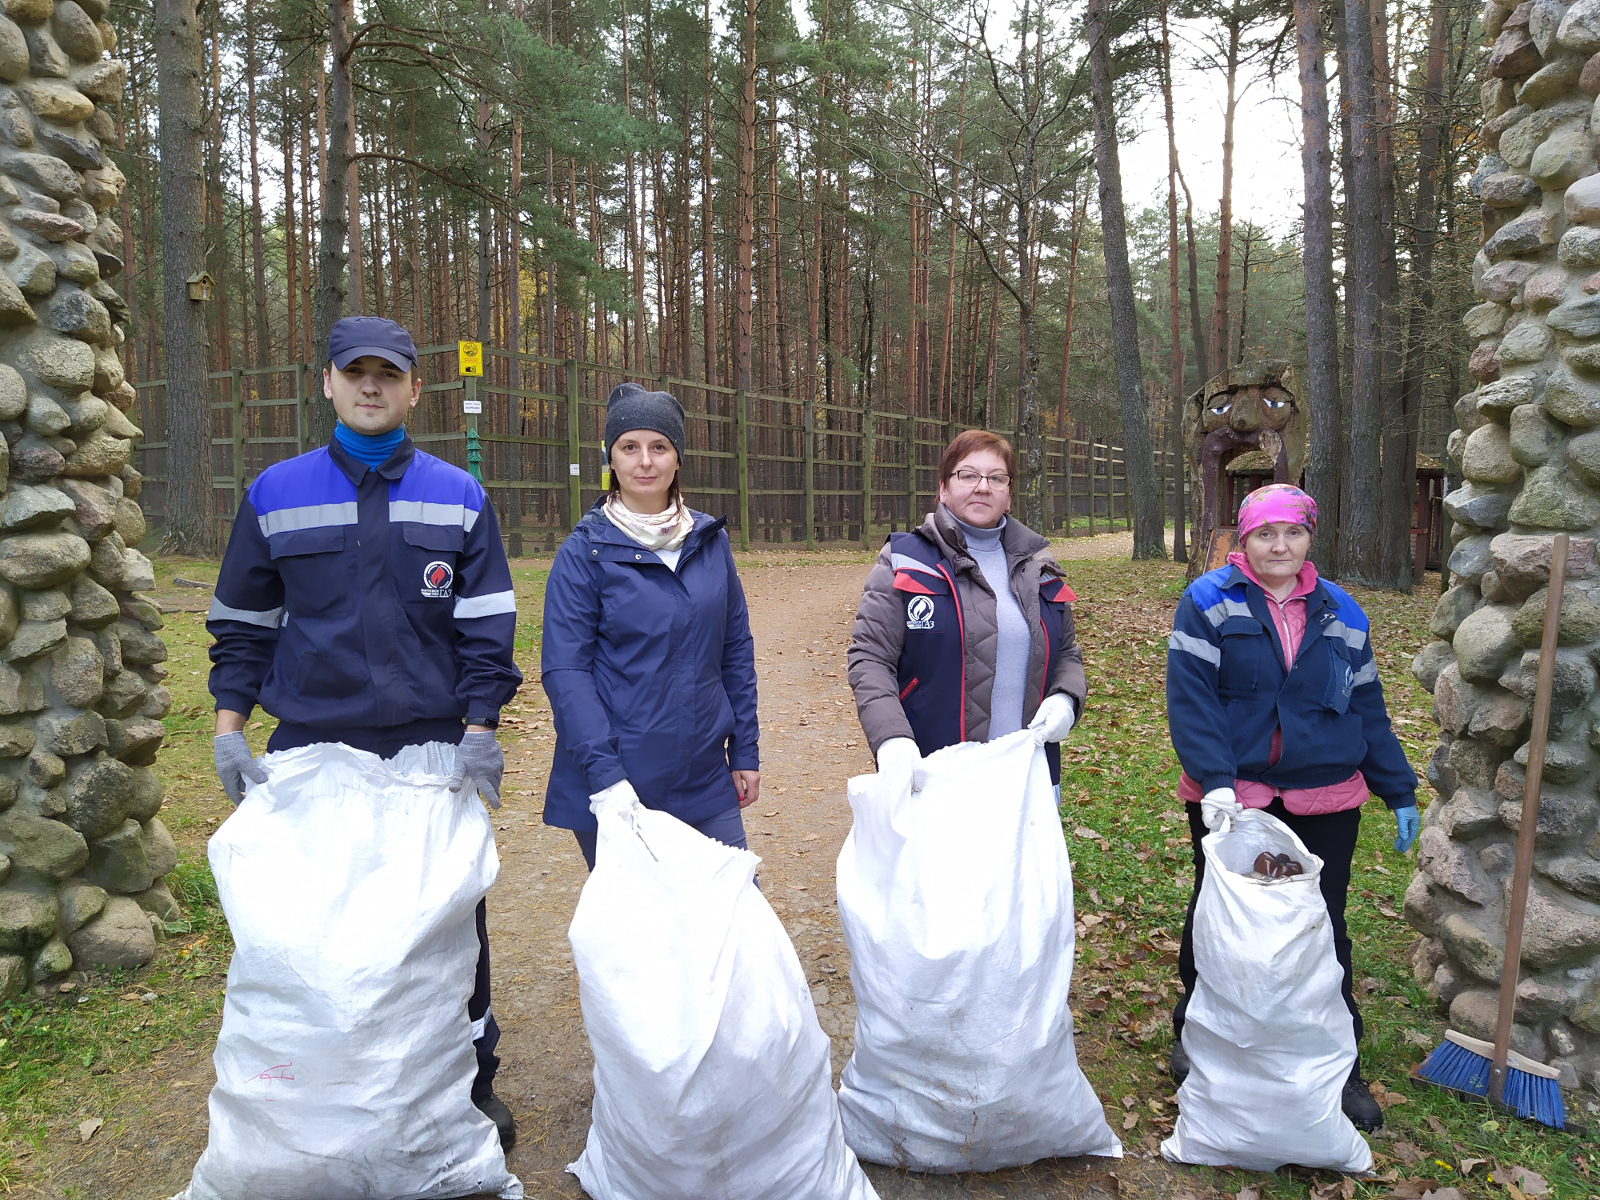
[735,389,750,551]
[230,367,244,511]
[566,358,581,527]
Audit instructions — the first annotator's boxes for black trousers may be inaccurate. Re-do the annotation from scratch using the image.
[268,720,501,1097]
[1172,797,1363,1044]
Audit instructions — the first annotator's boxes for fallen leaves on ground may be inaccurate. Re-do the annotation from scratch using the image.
[77,1117,102,1143]
[1383,1182,1441,1200]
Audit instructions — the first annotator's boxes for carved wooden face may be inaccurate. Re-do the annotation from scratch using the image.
[1201,385,1298,434]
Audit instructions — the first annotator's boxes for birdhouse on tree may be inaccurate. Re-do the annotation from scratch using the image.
[186,272,215,302]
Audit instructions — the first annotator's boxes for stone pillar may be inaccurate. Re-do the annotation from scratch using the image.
[0,0,166,997]
[1408,0,1600,1101]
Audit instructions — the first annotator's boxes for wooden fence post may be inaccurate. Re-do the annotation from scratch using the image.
[230,367,244,512]
[905,413,916,531]
[861,399,873,550]
[295,364,308,454]
[804,389,816,550]
[735,389,750,551]
[566,358,581,528]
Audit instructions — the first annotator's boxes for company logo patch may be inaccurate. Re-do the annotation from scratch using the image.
[421,560,454,598]
[906,595,935,630]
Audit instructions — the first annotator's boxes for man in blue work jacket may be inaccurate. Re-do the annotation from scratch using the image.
[205,316,524,1147]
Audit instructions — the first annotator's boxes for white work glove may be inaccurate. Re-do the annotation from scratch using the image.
[213,732,267,806]
[1028,693,1077,743]
[1201,786,1243,832]
[448,729,503,809]
[589,778,641,819]
[875,737,921,796]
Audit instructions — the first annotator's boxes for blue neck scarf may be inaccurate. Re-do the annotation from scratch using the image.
[333,423,406,469]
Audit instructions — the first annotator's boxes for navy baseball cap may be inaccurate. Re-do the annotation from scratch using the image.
[328,315,418,371]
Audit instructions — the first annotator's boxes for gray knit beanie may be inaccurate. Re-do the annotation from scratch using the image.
[604,383,685,460]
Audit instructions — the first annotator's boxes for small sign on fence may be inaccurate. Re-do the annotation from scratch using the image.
[458,340,483,376]
[463,399,482,414]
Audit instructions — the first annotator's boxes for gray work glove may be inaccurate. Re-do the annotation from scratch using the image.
[214,731,267,806]
[449,729,504,810]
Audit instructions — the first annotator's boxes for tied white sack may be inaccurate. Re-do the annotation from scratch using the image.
[173,742,522,1200]
[1160,808,1371,1174]
[836,729,1122,1172]
[567,783,877,1200]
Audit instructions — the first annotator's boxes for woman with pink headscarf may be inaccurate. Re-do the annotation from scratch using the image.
[1164,484,1418,1132]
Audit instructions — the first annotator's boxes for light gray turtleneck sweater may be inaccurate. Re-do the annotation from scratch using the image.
[947,507,1030,738]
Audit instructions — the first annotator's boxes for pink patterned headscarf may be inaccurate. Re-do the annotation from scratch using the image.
[1237,483,1317,541]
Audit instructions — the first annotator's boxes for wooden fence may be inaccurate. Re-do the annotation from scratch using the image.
[131,342,1178,552]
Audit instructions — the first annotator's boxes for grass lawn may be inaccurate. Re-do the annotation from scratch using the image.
[0,544,1595,1197]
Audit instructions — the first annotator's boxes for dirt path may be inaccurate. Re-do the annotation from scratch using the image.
[24,545,1222,1199]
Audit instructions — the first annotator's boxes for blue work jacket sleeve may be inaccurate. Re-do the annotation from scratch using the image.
[1166,592,1238,794]
[718,534,760,771]
[540,537,628,795]
[1348,637,1419,809]
[207,495,284,717]
[453,497,523,723]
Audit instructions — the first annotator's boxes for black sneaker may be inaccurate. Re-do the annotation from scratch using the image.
[1170,1039,1191,1085]
[475,1092,517,1151]
[1341,1066,1384,1132]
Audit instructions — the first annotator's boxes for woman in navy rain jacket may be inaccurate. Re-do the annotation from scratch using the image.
[541,384,759,867]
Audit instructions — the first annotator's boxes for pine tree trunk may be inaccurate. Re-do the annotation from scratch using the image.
[1397,0,1448,584]
[1338,0,1385,584]
[1296,0,1342,572]
[156,0,216,553]
[313,2,353,443]
[1178,167,1210,386]
[1372,0,1410,588]
[1212,1,1241,370]
[734,0,757,395]
[1162,3,1186,562]
[1086,0,1164,559]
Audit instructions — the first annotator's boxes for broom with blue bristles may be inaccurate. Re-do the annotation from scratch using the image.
[1412,534,1568,1131]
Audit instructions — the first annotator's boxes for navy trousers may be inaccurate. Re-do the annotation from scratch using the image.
[268,719,501,1098]
[1172,796,1363,1044]
[572,804,749,871]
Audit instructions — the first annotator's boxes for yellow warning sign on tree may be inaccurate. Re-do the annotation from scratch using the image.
[458,340,483,376]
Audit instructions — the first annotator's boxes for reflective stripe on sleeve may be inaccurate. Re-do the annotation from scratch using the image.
[388,500,481,531]
[454,590,516,619]
[1169,630,1222,666]
[1200,597,1252,627]
[256,501,359,536]
[208,598,285,628]
[1351,660,1379,687]
[1324,619,1368,651]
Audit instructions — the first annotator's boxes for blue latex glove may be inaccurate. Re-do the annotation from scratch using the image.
[1393,805,1420,854]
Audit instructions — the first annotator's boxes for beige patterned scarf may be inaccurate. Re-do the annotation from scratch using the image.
[602,494,695,551]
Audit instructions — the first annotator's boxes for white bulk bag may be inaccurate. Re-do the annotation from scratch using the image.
[1160,808,1371,1174]
[175,742,522,1200]
[567,786,877,1200]
[836,729,1122,1173]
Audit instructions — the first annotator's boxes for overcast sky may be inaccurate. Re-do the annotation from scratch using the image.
[1118,38,1305,240]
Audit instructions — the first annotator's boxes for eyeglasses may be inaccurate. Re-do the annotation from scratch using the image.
[952,469,1012,489]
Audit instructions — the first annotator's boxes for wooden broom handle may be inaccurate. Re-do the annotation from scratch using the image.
[1490,531,1567,1103]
